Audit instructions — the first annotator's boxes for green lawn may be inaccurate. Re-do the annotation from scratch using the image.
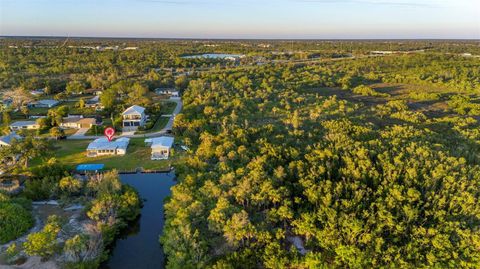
[135,101,176,134]
[34,138,185,171]
[159,101,177,115]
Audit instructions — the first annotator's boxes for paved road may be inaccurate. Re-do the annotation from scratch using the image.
[67,97,182,140]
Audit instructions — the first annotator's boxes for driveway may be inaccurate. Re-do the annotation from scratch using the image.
[70,128,90,138]
[121,130,136,136]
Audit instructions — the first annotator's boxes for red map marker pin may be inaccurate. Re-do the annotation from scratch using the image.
[104,127,115,142]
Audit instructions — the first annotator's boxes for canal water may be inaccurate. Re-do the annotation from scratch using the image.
[103,172,176,269]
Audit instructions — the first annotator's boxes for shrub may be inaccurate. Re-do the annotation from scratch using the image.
[352,85,390,97]
[409,92,440,101]
[23,215,63,258]
[0,202,34,243]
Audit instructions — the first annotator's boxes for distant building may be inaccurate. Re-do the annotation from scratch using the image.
[31,99,60,108]
[122,105,146,129]
[145,136,174,160]
[60,117,97,129]
[0,132,21,147]
[86,137,130,157]
[10,121,40,131]
[84,89,103,96]
[155,88,180,97]
[85,96,104,110]
[30,88,46,96]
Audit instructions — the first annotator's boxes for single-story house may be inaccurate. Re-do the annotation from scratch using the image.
[60,117,97,129]
[86,96,100,105]
[155,88,179,97]
[85,96,104,110]
[30,89,46,96]
[86,137,130,157]
[10,121,40,131]
[122,105,146,129]
[84,89,103,96]
[0,132,22,147]
[32,99,60,108]
[145,136,174,160]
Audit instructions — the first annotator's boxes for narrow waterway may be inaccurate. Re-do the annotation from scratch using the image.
[102,172,176,269]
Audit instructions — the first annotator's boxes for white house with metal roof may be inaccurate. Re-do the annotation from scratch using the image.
[145,136,174,160]
[155,88,179,97]
[86,137,130,157]
[0,132,21,147]
[122,105,146,130]
[10,121,40,131]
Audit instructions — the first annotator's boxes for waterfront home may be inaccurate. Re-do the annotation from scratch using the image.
[145,136,174,160]
[10,121,40,131]
[0,132,21,147]
[60,117,97,129]
[122,105,146,129]
[86,137,130,157]
[31,99,60,108]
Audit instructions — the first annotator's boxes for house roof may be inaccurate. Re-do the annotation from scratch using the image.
[62,117,96,125]
[84,88,102,94]
[87,137,130,151]
[87,96,100,103]
[78,118,97,125]
[147,136,174,149]
[0,132,21,145]
[36,99,59,106]
[122,105,145,116]
[62,117,82,124]
[10,121,38,127]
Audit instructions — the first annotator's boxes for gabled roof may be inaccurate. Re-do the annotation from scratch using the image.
[10,121,38,127]
[88,96,100,103]
[87,137,130,151]
[78,118,97,125]
[122,105,145,116]
[36,99,59,106]
[0,132,21,145]
[147,136,174,149]
[62,117,96,125]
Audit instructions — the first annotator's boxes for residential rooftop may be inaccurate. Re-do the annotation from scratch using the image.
[122,105,145,115]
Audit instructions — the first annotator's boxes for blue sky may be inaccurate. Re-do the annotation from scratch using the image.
[0,0,479,38]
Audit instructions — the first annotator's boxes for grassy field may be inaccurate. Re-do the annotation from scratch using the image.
[33,137,185,171]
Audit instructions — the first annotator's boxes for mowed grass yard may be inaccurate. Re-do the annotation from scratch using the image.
[36,138,185,171]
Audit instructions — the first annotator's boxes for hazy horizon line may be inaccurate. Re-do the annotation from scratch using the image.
[1,35,479,41]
